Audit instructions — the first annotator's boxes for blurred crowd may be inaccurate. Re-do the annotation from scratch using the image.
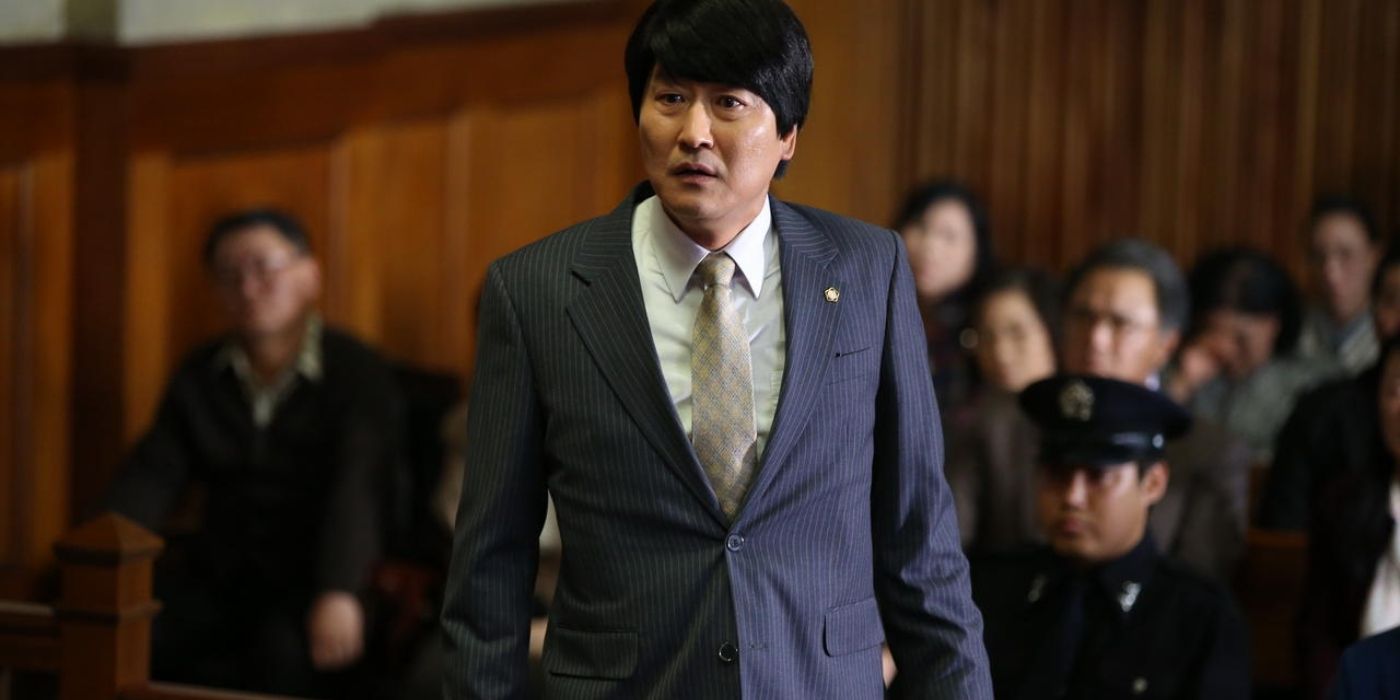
[96,182,1397,698]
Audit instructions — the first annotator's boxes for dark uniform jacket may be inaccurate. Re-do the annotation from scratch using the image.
[971,537,1251,699]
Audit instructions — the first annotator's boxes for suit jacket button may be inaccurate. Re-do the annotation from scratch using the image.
[726,534,745,552]
[718,642,738,663]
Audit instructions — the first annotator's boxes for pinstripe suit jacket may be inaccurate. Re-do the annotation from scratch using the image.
[442,184,991,699]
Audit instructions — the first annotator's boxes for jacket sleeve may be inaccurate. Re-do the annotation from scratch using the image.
[441,262,548,699]
[870,233,993,699]
[103,376,194,528]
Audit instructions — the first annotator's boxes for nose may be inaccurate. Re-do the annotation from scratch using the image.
[678,102,714,151]
[1088,317,1114,354]
[1063,470,1090,508]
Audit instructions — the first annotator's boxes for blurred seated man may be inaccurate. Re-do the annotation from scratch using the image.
[104,209,403,698]
[972,374,1250,699]
[1260,244,1400,530]
[952,240,1250,581]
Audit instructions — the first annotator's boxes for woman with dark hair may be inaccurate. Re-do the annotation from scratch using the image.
[945,266,1059,552]
[1167,247,1340,461]
[1298,195,1383,374]
[1299,333,1400,699]
[894,180,997,416]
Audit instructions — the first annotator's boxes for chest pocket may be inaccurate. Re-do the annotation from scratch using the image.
[826,344,876,385]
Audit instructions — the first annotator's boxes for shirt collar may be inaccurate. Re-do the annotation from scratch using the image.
[218,313,324,386]
[645,195,773,302]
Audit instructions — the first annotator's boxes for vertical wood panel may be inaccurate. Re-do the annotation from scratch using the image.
[0,165,18,570]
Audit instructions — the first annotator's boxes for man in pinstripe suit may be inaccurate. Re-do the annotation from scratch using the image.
[442,1,991,697]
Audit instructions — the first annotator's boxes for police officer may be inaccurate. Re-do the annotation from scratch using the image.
[971,374,1250,699]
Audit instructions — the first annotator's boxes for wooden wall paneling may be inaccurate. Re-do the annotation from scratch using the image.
[988,0,1029,264]
[0,78,75,597]
[773,0,903,224]
[72,77,132,520]
[1022,0,1063,268]
[348,119,453,369]
[1243,0,1291,263]
[944,0,992,195]
[1171,0,1207,266]
[1355,0,1400,239]
[1139,0,1179,256]
[123,152,172,449]
[1102,0,1143,252]
[0,165,19,579]
[24,148,74,600]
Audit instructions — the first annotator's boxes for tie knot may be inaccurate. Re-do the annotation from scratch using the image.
[697,253,737,289]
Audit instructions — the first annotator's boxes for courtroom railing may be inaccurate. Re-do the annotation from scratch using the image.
[0,514,302,700]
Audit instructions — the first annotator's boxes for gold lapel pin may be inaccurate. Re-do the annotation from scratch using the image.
[824,287,840,303]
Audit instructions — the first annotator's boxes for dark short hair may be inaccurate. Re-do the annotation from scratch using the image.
[1063,239,1190,332]
[894,179,998,299]
[1187,247,1303,355]
[974,266,1062,351]
[202,208,312,267]
[1307,193,1380,244]
[624,0,813,141]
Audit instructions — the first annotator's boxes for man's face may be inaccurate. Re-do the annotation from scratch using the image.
[210,225,320,339]
[638,67,797,247]
[1037,461,1167,564]
[1062,267,1178,384]
[1310,212,1378,323]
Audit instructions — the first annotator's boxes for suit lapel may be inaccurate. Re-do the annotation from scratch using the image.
[566,186,728,527]
[743,199,841,514]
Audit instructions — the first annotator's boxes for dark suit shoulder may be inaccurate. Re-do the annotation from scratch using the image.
[490,212,614,277]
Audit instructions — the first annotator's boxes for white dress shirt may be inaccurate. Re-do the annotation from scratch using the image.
[632,195,786,461]
[1361,476,1400,637]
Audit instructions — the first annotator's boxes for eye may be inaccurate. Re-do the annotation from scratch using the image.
[717,95,745,110]
[656,92,685,106]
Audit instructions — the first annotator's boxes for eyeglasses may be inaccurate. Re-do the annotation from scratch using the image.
[212,254,298,288]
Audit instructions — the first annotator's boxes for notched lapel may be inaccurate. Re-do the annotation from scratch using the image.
[566,190,728,527]
[743,200,842,514]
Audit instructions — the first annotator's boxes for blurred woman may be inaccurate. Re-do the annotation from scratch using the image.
[1299,333,1400,698]
[1261,243,1400,531]
[1297,196,1383,374]
[895,180,996,418]
[945,267,1059,551]
[1167,247,1339,462]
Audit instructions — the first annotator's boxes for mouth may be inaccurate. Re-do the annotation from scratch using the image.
[670,162,718,180]
[1054,516,1088,537]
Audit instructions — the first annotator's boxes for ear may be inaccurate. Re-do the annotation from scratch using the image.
[779,125,798,161]
[300,257,323,302]
[1140,461,1169,506]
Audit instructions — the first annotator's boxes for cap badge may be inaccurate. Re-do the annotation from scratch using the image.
[1059,380,1095,421]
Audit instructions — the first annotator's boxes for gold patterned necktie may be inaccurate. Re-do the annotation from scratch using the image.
[692,253,757,519]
